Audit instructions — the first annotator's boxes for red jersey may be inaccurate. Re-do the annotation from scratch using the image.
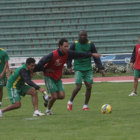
[134,44,140,70]
[44,49,68,80]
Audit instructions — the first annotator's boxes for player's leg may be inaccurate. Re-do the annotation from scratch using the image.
[129,77,138,96]
[83,82,92,110]
[134,77,138,93]
[1,101,21,113]
[0,87,21,117]
[44,76,58,115]
[67,71,83,111]
[56,79,65,100]
[69,84,82,101]
[26,87,38,110]
[46,92,58,115]
[0,87,3,106]
[82,70,93,110]
[24,85,44,116]
[129,69,139,96]
[0,76,7,106]
[57,91,65,99]
[46,80,65,115]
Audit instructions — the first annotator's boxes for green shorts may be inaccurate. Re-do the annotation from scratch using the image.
[134,69,140,78]
[75,70,93,84]
[44,76,64,94]
[0,76,7,88]
[7,84,32,104]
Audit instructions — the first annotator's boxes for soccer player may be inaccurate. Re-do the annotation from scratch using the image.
[0,48,9,107]
[36,38,100,115]
[0,58,45,117]
[67,30,104,111]
[129,36,140,96]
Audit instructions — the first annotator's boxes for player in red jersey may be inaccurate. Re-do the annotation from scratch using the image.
[36,38,100,115]
[129,36,140,96]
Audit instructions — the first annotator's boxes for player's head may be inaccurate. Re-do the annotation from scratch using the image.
[58,38,68,54]
[79,30,88,44]
[26,58,36,72]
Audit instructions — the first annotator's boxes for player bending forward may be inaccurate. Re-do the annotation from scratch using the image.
[0,58,46,117]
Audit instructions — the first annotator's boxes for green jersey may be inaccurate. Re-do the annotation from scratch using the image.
[74,41,92,71]
[0,48,9,75]
[7,64,27,89]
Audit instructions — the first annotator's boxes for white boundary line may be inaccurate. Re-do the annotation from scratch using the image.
[37,79,139,85]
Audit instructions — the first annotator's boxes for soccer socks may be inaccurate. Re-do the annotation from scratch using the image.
[46,109,53,115]
[67,101,72,111]
[44,95,49,100]
[83,104,88,108]
[34,110,39,114]
[46,109,51,113]
[43,91,49,100]
[0,102,2,107]
[67,101,89,111]
[0,109,3,117]
[82,104,89,110]
[68,100,72,105]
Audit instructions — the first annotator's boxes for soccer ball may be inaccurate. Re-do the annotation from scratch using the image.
[101,104,112,114]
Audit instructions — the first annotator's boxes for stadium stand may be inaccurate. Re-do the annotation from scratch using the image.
[0,0,140,58]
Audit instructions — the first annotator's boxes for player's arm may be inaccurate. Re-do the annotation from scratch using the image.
[67,43,75,68]
[130,46,136,68]
[34,52,53,72]
[91,43,104,76]
[67,50,100,60]
[20,68,40,90]
[91,43,104,70]
[19,68,44,93]
[0,51,9,78]
[67,49,100,69]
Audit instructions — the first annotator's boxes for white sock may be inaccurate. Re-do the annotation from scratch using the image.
[83,104,88,108]
[44,95,49,100]
[46,109,51,113]
[68,100,72,104]
[34,110,39,114]
[0,102,2,106]
[0,109,2,115]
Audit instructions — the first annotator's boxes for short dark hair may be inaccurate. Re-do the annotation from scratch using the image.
[79,30,87,35]
[58,38,68,47]
[26,58,35,65]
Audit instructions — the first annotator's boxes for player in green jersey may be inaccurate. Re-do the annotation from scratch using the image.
[36,38,100,115]
[0,58,46,117]
[67,31,104,111]
[0,48,9,107]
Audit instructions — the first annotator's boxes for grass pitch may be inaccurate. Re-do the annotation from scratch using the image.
[0,82,140,140]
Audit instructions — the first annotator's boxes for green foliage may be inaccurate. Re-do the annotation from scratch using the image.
[0,83,140,140]
[63,62,131,75]
[103,62,126,73]
[92,62,127,73]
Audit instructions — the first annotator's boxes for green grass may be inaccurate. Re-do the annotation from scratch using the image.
[0,82,140,140]
[93,72,133,77]
[33,72,133,79]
